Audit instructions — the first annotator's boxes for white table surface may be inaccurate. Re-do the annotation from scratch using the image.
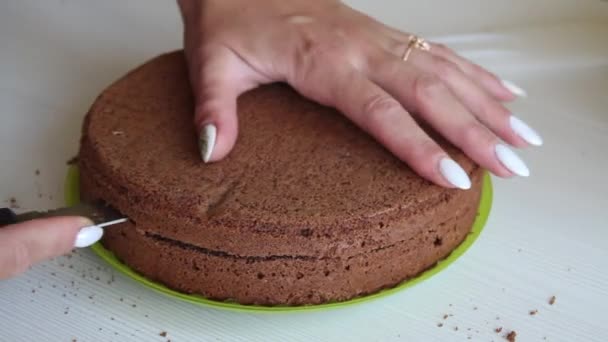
[1,1,607,341]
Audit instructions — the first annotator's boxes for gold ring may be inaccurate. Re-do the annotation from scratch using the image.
[402,35,431,62]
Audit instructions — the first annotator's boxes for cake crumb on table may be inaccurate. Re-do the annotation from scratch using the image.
[66,156,79,165]
[437,323,443,327]
[505,331,517,342]
[443,314,448,319]
[549,295,556,305]
[160,331,168,337]
[495,327,503,333]
[529,309,538,316]
[8,197,19,209]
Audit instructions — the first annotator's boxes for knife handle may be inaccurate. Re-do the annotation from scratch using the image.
[0,208,17,227]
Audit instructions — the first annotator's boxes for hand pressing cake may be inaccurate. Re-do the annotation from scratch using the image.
[79,51,483,306]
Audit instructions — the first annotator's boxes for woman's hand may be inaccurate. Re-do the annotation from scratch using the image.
[0,217,102,279]
[178,0,542,189]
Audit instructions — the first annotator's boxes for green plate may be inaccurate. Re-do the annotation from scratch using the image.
[65,166,492,313]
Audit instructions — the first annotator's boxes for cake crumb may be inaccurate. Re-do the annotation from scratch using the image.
[453,327,459,331]
[9,197,19,209]
[35,169,40,175]
[529,309,538,316]
[66,156,79,165]
[112,130,124,136]
[473,306,478,310]
[443,314,448,320]
[549,296,556,305]
[132,304,137,308]
[159,331,168,337]
[495,327,503,333]
[437,323,443,328]
[505,331,517,342]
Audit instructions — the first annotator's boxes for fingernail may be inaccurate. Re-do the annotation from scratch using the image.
[495,144,530,177]
[510,116,543,146]
[199,124,216,163]
[439,157,472,190]
[501,79,527,97]
[74,225,104,248]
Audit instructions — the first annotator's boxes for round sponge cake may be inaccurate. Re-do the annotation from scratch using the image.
[78,51,483,305]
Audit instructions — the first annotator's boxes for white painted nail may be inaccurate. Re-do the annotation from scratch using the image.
[510,116,543,146]
[501,79,527,97]
[74,225,104,248]
[199,124,217,163]
[439,157,472,190]
[495,144,530,177]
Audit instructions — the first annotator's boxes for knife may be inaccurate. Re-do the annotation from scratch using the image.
[0,200,128,228]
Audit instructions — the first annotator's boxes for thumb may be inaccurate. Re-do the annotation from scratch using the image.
[195,81,239,163]
[0,216,101,279]
[192,49,258,163]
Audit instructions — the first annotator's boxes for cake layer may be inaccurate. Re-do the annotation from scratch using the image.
[100,199,477,306]
[80,153,482,258]
[79,51,482,259]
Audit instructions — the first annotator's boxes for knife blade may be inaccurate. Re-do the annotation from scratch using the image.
[0,200,128,228]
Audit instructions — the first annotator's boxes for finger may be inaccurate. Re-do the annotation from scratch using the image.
[416,55,542,147]
[0,217,98,279]
[293,66,472,189]
[374,27,522,101]
[369,52,530,178]
[429,43,520,101]
[190,48,260,163]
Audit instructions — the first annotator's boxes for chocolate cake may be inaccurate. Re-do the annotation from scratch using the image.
[79,51,483,305]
